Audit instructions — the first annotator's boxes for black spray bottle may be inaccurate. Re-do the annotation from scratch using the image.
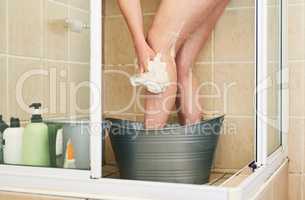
[0,115,9,164]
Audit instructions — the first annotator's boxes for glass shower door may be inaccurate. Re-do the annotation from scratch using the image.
[0,0,102,175]
[256,0,284,164]
[266,0,282,155]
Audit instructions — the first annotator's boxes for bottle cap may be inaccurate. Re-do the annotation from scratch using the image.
[29,103,43,123]
[10,118,20,128]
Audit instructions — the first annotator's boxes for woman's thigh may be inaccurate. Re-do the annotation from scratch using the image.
[147,0,224,55]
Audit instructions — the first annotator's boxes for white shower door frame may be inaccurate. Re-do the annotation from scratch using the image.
[0,0,288,199]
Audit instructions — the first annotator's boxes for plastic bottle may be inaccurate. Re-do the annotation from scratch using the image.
[47,123,63,167]
[63,139,76,169]
[22,103,50,167]
[3,118,24,165]
[0,115,9,164]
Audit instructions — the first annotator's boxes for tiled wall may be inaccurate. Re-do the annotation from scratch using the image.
[103,0,256,171]
[0,0,90,124]
[287,0,305,199]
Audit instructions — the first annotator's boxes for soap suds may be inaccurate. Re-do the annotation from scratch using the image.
[130,53,170,94]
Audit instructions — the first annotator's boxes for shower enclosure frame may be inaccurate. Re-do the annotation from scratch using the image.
[0,0,288,199]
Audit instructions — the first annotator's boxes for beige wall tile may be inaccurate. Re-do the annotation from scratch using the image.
[193,64,214,115]
[43,62,70,118]
[143,14,154,33]
[214,8,255,62]
[103,0,120,16]
[289,119,305,174]
[288,0,305,3]
[289,62,305,118]
[69,10,90,62]
[213,117,254,170]
[7,58,45,121]
[103,66,135,115]
[0,56,7,120]
[288,118,305,173]
[45,1,68,60]
[104,17,135,65]
[103,0,160,16]
[213,63,255,116]
[141,0,161,14]
[8,0,43,57]
[228,0,255,8]
[69,64,90,117]
[288,5,305,60]
[196,37,213,62]
[289,174,303,200]
[0,0,7,53]
[273,164,288,200]
[69,0,89,10]
[54,0,68,4]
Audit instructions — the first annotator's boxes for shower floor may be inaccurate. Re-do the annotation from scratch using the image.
[102,164,235,186]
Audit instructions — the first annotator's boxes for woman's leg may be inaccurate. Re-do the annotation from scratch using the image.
[176,0,230,125]
[144,0,225,129]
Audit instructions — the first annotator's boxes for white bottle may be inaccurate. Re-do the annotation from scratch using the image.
[3,118,24,165]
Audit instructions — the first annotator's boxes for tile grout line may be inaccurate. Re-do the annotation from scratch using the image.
[103,6,257,19]
[5,0,9,119]
[211,29,215,112]
[288,2,305,6]
[41,0,44,61]
[47,0,89,14]
[0,53,89,66]
[67,1,71,75]
[5,0,8,55]
[288,59,305,63]
[102,61,255,68]
[103,112,254,119]
[301,51,305,199]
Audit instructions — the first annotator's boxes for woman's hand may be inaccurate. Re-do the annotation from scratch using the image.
[135,41,156,73]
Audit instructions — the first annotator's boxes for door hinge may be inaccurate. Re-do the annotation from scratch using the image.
[248,161,258,172]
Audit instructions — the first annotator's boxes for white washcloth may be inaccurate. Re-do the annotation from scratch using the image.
[130,53,170,94]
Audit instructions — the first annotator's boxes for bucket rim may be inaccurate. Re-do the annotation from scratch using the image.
[106,115,225,131]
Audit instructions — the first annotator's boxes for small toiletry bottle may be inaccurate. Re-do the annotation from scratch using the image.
[22,103,50,166]
[63,139,76,169]
[0,115,9,164]
[47,123,63,167]
[3,118,24,165]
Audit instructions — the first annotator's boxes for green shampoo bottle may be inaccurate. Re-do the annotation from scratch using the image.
[22,103,50,167]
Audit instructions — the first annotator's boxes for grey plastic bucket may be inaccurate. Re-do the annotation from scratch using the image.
[107,115,224,184]
[45,119,108,169]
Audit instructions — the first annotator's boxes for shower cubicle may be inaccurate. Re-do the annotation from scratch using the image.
[0,0,287,199]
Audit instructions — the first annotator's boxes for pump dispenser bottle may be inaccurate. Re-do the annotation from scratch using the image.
[3,118,24,165]
[0,115,9,163]
[22,103,50,166]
